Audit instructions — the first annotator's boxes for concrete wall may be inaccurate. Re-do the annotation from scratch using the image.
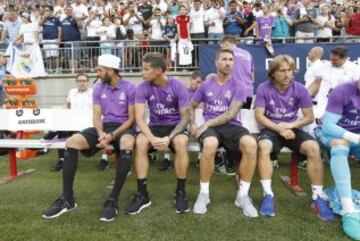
[34,72,192,107]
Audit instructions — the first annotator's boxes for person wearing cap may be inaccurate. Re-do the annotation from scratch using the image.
[43,54,137,222]
[125,52,191,215]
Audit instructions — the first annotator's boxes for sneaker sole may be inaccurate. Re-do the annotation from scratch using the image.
[127,201,152,215]
[193,201,210,215]
[42,203,78,219]
[260,211,275,217]
[176,207,190,214]
[100,210,118,222]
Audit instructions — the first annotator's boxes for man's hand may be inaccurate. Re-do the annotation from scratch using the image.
[96,131,109,148]
[191,123,198,137]
[279,129,295,140]
[155,136,171,151]
[277,122,294,132]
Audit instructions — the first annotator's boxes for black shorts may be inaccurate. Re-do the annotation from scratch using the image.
[148,125,189,153]
[199,124,251,160]
[258,128,314,160]
[80,123,136,157]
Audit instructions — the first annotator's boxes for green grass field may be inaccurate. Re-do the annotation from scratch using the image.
[0,151,359,241]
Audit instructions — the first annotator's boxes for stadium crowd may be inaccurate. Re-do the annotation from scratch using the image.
[0,0,359,72]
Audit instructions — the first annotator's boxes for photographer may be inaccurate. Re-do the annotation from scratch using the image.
[271,6,292,43]
[293,0,317,43]
[145,8,166,53]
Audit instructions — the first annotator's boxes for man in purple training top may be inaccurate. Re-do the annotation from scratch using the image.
[219,35,254,102]
[43,54,137,222]
[254,54,334,221]
[126,52,191,214]
[191,49,258,217]
[315,81,360,240]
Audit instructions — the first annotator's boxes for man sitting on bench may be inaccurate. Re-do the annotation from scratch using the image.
[43,54,136,222]
[254,55,334,221]
[191,49,258,217]
[315,80,360,240]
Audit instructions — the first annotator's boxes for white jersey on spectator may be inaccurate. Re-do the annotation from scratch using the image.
[315,15,335,38]
[190,7,205,34]
[86,18,102,37]
[123,13,143,35]
[204,7,225,34]
[154,1,168,14]
[97,25,116,41]
[178,39,193,65]
[72,3,89,19]
[67,88,93,110]
[149,18,166,40]
[18,22,39,44]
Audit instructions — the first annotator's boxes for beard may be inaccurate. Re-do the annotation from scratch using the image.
[100,73,112,84]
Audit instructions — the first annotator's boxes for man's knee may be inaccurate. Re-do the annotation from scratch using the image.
[173,134,189,151]
[239,135,257,155]
[135,134,150,150]
[66,134,86,150]
[301,140,321,157]
[202,137,218,154]
[120,134,135,150]
[258,139,272,156]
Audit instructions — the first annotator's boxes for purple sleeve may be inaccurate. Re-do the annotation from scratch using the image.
[92,84,101,105]
[135,83,147,104]
[192,83,204,103]
[176,81,190,108]
[254,84,267,108]
[128,83,136,105]
[233,84,247,103]
[299,85,313,108]
[326,86,345,115]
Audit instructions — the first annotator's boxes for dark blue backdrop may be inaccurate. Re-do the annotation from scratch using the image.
[199,43,360,92]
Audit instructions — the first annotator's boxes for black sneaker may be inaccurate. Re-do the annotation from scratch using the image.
[100,199,118,222]
[175,191,190,214]
[52,160,63,172]
[125,193,151,215]
[225,165,236,176]
[42,197,77,219]
[98,159,109,171]
[158,158,171,171]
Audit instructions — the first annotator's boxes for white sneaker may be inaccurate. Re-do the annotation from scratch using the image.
[193,192,210,215]
[234,194,258,218]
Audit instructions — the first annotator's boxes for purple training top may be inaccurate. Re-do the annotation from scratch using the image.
[93,79,136,123]
[135,76,190,126]
[255,80,313,124]
[256,15,275,39]
[326,81,360,133]
[232,47,255,97]
[192,75,247,126]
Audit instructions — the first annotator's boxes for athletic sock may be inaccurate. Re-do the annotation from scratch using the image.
[62,148,79,201]
[176,178,186,193]
[200,182,209,194]
[101,154,108,161]
[137,178,148,196]
[260,179,274,197]
[330,145,356,213]
[238,180,251,197]
[311,184,324,200]
[109,150,132,201]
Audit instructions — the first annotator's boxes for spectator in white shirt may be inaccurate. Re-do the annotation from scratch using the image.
[85,10,102,71]
[204,0,225,44]
[189,0,206,44]
[123,2,145,39]
[15,11,39,50]
[97,16,116,55]
[315,4,335,42]
[72,0,89,20]
[54,0,67,21]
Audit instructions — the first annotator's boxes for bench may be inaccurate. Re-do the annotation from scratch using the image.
[0,108,305,196]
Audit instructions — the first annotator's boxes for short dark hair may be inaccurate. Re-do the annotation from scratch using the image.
[220,35,237,44]
[142,52,167,71]
[331,46,348,59]
[191,71,203,80]
[76,73,89,81]
[229,0,237,5]
[216,49,234,60]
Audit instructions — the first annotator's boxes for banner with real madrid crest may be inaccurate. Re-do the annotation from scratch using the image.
[6,43,47,78]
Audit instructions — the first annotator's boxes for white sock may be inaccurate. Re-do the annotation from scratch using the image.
[238,180,251,197]
[341,197,357,214]
[260,179,274,197]
[311,184,324,200]
[164,152,171,160]
[102,154,108,161]
[200,182,209,195]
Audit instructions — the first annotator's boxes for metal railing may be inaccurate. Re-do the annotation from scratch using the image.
[2,35,360,75]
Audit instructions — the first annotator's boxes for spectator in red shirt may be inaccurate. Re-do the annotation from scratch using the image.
[345,8,360,43]
[176,5,191,40]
